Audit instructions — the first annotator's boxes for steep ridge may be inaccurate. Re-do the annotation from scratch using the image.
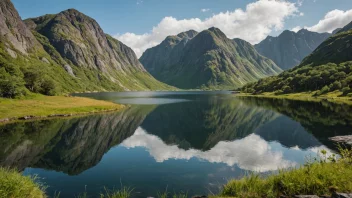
[0,0,171,99]
[24,9,171,91]
[140,27,282,90]
[242,21,352,96]
[0,0,42,55]
[255,29,331,70]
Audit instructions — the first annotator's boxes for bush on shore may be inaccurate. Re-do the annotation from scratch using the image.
[0,168,46,198]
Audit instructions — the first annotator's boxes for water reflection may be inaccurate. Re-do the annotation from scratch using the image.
[122,127,296,172]
[0,92,351,197]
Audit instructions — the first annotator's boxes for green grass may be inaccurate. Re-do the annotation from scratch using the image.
[0,168,46,198]
[236,91,352,105]
[0,94,125,120]
[218,147,352,198]
[100,187,134,198]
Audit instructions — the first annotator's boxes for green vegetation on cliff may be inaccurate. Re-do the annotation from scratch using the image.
[140,28,282,90]
[0,0,172,99]
[242,22,352,97]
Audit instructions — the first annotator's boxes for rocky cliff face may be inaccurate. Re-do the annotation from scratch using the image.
[255,29,331,70]
[0,0,41,56]
[25,9,145,73]
[140,27,281,89]
[0,0,170,96]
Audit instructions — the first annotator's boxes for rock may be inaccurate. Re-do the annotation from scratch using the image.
[6,48,17,58]
[0,118,10,122]
[41,57,50,64]
[63,64,76,77]
[330,135,352,145]
[19,116,35,120]
[0,0,41,54]
[294,196,320,198]
[332,192,352,198]
[192,196,207,198]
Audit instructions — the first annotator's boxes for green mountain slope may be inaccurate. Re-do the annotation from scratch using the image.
[0,1,171,98]
[140,27,282,90]
[242,22,352,96]
[255,29,330,70]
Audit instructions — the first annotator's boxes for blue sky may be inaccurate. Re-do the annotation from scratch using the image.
[12,0,352,56]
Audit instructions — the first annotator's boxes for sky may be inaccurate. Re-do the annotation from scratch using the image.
[12,0,352,57]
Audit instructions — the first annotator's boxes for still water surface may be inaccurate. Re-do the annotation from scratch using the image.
[1,91,351,197]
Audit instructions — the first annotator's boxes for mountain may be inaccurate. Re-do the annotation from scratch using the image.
[337,21,352,34]
[242,21,352,96]
[254,29,331,70]
[140,27,282,90]
[0,1,171,99]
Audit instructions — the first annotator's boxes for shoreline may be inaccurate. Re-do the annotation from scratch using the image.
[235,92,352,105]
[0,95,126,124]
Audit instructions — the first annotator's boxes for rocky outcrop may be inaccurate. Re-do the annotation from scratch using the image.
[330,135,352,145]
[140,27,282,89]
[255,29,331,70]
[0,0,41,54]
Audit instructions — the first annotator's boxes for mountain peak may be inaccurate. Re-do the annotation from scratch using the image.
[176,30,198,39]
[255,29,331,70]
[205,27,227,39]
[337,21,352,34]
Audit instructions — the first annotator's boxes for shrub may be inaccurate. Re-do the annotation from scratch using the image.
[0,168,46,198]
[0,67,25,98]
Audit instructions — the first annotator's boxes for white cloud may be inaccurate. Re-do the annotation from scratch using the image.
[306,9,352,33]
[291,26,302,32]
[201,8,210,13]
[116,0,299,57]
[122,127,296,172]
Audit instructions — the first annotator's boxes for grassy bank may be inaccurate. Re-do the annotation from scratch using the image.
[218,148,352,198]
[0,168,46,198]
[0,95,125,121]
[236,91,352,105]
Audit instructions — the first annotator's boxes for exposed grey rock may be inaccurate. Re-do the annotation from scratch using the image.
[41,57,50,64]
[255,29,331,70]
[332,192,352,198]
[6,48,17,58]
[25,9,146,73]
[294,195,320,198]
[0,0,41,54]
[63,64,76,77]
[330,135,352,145]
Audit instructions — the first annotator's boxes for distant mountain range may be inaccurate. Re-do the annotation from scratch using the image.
[242,21,352,96]
[0,0,171,98]
[254,29,331,70]
[140,27,282,90]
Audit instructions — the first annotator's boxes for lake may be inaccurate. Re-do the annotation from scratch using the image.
[0,91,351,198]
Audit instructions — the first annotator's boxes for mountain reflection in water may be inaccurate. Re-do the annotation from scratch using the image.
[0,92,351,197]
